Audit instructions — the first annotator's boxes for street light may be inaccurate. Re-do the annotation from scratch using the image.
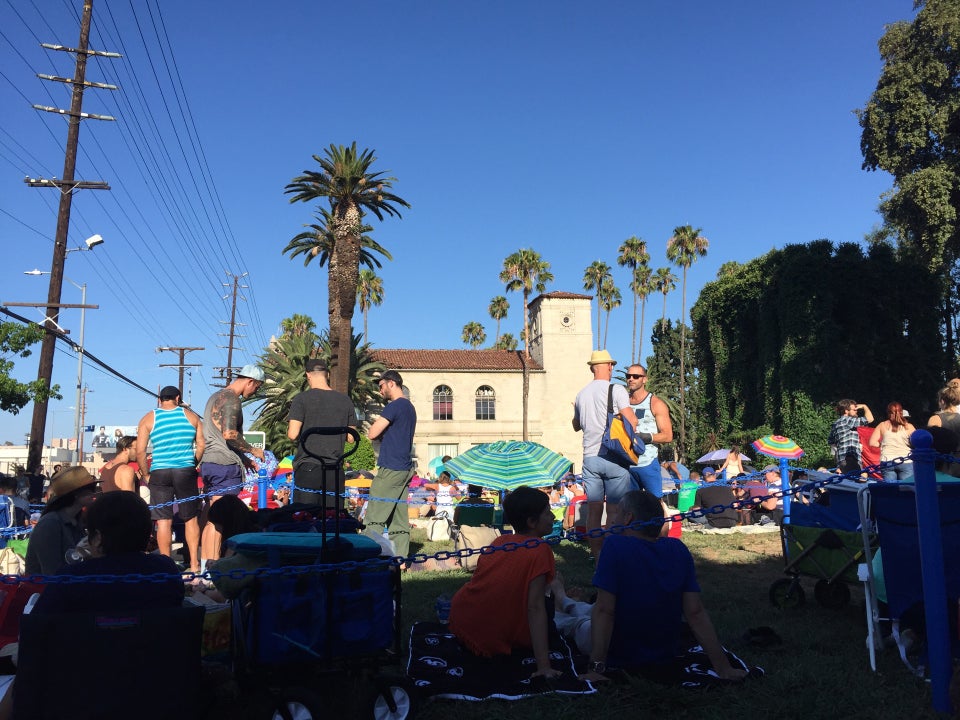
[25,269,89,464]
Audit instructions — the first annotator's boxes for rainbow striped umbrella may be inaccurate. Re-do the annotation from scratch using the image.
[444,441,572,490]
[752,435,804,459]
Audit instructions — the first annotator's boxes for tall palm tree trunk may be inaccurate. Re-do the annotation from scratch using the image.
[639,296,647,364]
[631,292,638,362]
[678,267,687,457]
[331,205,362,394]
[522,290,531,441]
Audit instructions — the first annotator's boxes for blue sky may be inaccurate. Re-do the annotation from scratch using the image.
[0,0,911,446]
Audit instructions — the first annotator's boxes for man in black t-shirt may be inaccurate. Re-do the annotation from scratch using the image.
[286,358,356,507]
[690,467,739,529]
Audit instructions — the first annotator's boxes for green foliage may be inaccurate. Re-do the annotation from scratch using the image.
[0,322,60,414]
[461,321,486,348]
[858,0,960,274]
[691,241,944,463]
[347,434,376,470]
[582,260,612,348]
[285,142,409,394]
[494,333,518,351]
[647,319,700,463]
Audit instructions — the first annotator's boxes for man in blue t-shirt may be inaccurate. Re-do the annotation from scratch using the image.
[581,490,747,683]
[365,370,417,558]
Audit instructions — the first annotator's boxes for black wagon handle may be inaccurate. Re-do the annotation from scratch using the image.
[299,426,361,464]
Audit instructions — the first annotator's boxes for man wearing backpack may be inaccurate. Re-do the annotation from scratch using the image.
[573,350,638,557]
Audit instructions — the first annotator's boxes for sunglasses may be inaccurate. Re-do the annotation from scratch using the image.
[625,373,646,379]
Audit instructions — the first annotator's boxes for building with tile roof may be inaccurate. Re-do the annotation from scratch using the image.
[370,291,598,474]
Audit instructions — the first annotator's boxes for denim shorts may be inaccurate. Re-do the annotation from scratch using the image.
[200,462,243,497]
[582,455,637,504]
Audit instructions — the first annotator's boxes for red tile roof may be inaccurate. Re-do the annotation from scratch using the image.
[371,349,543,371]
[531,290,593,302]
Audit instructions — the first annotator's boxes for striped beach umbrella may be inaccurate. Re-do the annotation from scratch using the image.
[752,435,804,459]
[444,441,572,491]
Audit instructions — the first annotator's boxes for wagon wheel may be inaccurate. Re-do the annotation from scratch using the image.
[371,679,418,720]
[269,687,325,720]
[814,579,851,609]
[769,577,806,609]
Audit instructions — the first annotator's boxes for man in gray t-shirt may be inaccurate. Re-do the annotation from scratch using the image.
[573,350,638,557]
[286,358,355,507]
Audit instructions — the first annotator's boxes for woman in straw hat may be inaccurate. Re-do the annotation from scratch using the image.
[24,466,100,575]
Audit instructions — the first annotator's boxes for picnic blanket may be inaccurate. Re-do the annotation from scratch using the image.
[684,523,780,535]
[406,621,595,701]
[621,645,765,688]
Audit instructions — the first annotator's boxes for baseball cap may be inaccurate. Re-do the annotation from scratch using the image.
[159,385,180,401]
[763,465,779,473]
[238,364,265,382]
[380,369,403,386]
[702,466,716,475]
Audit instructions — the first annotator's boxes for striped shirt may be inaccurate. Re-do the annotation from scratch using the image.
[149,407,197,470]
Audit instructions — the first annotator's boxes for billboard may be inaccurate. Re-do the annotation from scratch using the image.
[86,425,138,450]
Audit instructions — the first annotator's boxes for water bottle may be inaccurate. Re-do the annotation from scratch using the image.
[65,538,93,565]
[435,594,451,625]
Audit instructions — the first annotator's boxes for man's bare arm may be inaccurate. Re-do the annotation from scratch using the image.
[650,396,674,444]
[135,412,152,481]
[287,419,303,442]
[367,416,390,441]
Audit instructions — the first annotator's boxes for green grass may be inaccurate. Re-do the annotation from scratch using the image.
[400,529,946,720]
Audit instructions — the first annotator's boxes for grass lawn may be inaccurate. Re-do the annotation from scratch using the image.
[399,528,946,720]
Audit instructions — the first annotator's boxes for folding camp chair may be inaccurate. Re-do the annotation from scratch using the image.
[13,604,204,720]
[858,481,960,673]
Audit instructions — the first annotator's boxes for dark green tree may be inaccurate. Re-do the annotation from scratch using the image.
[858,0,960,366]
[691,240,944,466]
[646,319,699,462]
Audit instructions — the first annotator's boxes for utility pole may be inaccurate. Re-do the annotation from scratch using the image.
[25,0,119,473]
[157,346,204,401]
[214,272,247,386]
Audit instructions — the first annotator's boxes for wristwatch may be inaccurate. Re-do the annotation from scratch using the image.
[588,660,606,674]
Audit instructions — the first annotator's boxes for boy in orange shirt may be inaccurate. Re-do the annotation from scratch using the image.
[449,485,562,679]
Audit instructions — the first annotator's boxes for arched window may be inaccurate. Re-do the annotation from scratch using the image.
[433,385,453,420]
[475,385,496,420]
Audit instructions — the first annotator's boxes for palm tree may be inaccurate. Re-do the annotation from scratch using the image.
[285,143,409,393]
[617,236,650,362]
[356,269,384,342]
[282,208,392,271]
[499,249,553,440]
[279,313,317,340]
[582,260,612,348]
[654,267,677,331]
[461,321,486,348]
[494,332,518,351]
[666,224,709,456]
[632,263,653,363]
[488,296,509,344]
[598,276,622,348]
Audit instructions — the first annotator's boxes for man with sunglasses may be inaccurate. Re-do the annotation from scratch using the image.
[625,364,673,497]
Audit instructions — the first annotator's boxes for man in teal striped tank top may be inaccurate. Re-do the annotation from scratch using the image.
[136,385,204,572]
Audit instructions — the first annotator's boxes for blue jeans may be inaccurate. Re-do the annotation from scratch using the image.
[582,455,637,505]
[882,462,913,482]
[629,460,663,498]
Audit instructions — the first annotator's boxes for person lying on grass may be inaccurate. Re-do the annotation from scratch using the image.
[581,489,749,684]
[449,485,563,679]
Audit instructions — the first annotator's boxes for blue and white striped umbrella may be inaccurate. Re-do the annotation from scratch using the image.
[444,441,572,490]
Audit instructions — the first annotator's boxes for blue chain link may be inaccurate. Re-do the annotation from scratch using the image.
[5,450,955,585]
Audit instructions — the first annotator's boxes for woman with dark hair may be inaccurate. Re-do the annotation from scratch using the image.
[99,436,138,492]
[869,402,916,481]
[206,494,257,558]
[32,491,183,614]
[24,467,100,575]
